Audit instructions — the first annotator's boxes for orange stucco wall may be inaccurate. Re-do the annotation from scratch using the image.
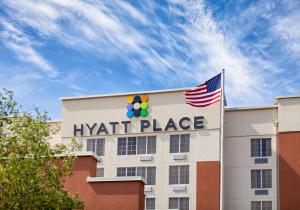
[196,161,220,210]
[278,131,300,210]
[62,156,145,210]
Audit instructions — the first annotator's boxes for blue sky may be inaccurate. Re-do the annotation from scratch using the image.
[0,0,299,119]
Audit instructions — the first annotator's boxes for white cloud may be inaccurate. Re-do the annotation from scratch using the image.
[117,1,148,24]
[1,0,299,107]
[0,19,57,77]
[166,1,266,103]
[0,67,43,97]
[273,11,300,54]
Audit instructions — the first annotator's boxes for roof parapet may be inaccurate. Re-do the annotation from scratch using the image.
[60,87,192,101]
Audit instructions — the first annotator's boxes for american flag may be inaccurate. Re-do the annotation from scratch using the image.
[185,73,222,107]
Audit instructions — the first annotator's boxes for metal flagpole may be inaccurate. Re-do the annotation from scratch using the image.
[219,69,225,210]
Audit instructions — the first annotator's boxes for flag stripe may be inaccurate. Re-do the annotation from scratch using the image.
[186,93,221,104]
[185,89,221,99]
[185,73,222,107]
[184,88,208,95]
[186,98,220,107]
[186,86,207,93]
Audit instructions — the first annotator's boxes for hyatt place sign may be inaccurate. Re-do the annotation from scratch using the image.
[73,116,204,136]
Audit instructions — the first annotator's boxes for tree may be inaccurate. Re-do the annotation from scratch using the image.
[0,89,84,210]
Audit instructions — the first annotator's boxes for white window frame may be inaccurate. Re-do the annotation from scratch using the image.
[251,138,271,157]
[96,168,104,177]
[169,197,189,210]
[116,166,156,185]
[251,169,272,189]
[145,197,155,210]
[87,138,105,156]
[251,201,272,210]
[170,134,190,154]
[169,165,189,185]
[117,136,156,155]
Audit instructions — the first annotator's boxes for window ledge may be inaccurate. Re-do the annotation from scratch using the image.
[56,151,102,162]
[172,185,187,192]
[140,155,153,161]
[172,154,187,160]
[87,176,146,184]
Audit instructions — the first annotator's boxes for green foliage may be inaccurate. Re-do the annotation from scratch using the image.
[0,89,84,210]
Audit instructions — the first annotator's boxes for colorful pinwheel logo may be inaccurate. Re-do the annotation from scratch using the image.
[126,95,149,118]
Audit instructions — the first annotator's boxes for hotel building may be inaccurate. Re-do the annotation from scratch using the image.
[49,88,300,210]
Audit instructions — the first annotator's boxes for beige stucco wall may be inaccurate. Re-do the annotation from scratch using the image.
[48,90,300,210]
[277,97,300,132]
[61,90,220,137]
[224,108,278,210]
[59,90,221,210]
[224,108,277,137]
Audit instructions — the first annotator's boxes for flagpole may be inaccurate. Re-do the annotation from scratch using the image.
[220,69,225,210]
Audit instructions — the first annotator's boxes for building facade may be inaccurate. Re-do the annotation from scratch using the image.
[49,88,300,210]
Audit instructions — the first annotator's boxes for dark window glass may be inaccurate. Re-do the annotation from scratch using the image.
[170,135,180,153]
[137,167,146,179]
[169,165,189,185]
[180,134,190,153]
[169,197,189,210]
[251,138,271,157]
[251,201,272,210]
[127,137,137,155]
[179,165,189,184]
[87,139,95,152]
[96,139,105,156]
[145,198,155,210]
[262,138,271,157]
[137,136,147,154]
[169,198,178,209]
[169,166,179,184]
[117,138,127,155]
[179,197,189,210]
[251,170,261,188]
[147,167,156,185]
[96,168,104,177]
[262,201,272,210]
[126,167,136,176]
[251,201,261,210]
[117,168,126,177]
[251,139,260,157]
[262,169,272,188]
[147,136,156,154]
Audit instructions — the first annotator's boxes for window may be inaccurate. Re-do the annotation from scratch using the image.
[127,137,137,155]
[251,201,272,210]
[146,167,156,185]
[137,137,146,154]
[116,166,156,185]
[169,197,189,210]
[117,136,156,155]
[169,165,189,184]
[145,198,155,210]
[87,138,105,156]
[117,167,126,177]
[170,134,190,153]
[251,169,272,188]
[127,167,136,176]
[147,136,156,154]
[96,168,104,177]
[251,138,271,157]
[117,138,127,155]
